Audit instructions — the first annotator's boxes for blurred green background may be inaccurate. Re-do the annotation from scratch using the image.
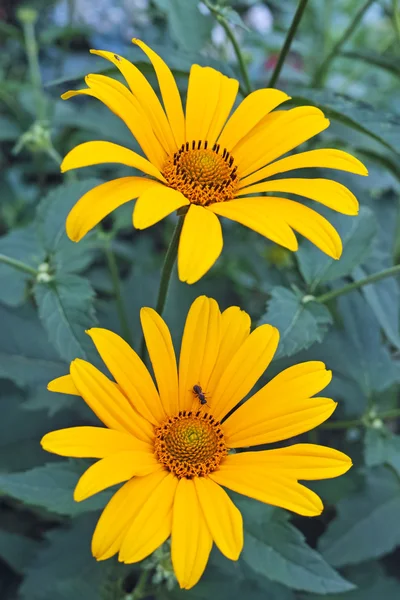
[0,1,400,599]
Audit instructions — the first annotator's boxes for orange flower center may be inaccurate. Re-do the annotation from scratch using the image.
[163,141,239,206]
[154,410,227,478]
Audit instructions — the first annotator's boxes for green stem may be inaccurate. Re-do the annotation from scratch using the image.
[392,0,400,45]
[0,254,37,276]
[315,264,400,304]
[321,408,400,430]
[21,16,47,121]
[204,0,252,95]
[268,0,310,88]
[155,216,184,316]
[131,569,150,600]
[104,241,133,346]
[312,0,375,87]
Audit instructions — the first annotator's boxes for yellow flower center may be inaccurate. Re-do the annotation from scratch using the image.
[163,141,239,206]
[154,410,227,478]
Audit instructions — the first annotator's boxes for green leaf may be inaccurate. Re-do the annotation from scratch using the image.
[290,89,400,155]
[259,287,332,358]
[318,467,400,567]
[153,0,212,53]
[342,50,400,77]
[0,461,110,516]
[0,530,39,574]
[19,515,115,600]
[364,428,400,475]
[35,180,101,275]
[297,207,377,291]
[240,500,354,594]
[34,274,97,362]
[0,303,67,387]
[0,225,45,306]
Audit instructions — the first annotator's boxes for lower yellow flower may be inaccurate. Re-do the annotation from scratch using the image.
[41,296,351,589]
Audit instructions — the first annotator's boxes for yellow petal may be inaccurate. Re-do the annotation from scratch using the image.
[133,186,189,229]
[194,477,243,560]
[224,362,335,447]
[74,450,160,501]
[41,426,149,458]
[90,49,176,155]
[266,197,343,259]
[210,463,323,516]
[119,471,178,563]
[178,205,223,284]
[66,177,159,242]
[209,198,298,251]
[133,39,185,148]
[61,141,165,182]
[237,178,359,215]
[178,296,222,411]
[86,328,166,425]
[92,472,166,560]
[70,359,154,443]
[210,324,279,421]
[140,308,179,415]
[239,148,368,188]
[171,478,212,590]
[185,66,238,146]
[47,374,79,395]
[234,107,329,178]
[207,76,239,147]
[218,88,290,151]
[227,444,352,480]
[207,306,251,396]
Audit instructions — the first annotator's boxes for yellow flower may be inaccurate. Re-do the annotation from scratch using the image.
[41,296,351,589]
[61,40,367,284]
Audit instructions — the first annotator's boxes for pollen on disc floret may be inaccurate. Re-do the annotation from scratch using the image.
[154,410,227,478]
[163,140,239,206]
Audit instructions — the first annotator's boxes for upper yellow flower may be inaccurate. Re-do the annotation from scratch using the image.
[41,296,351,589]
[61,40,367,284]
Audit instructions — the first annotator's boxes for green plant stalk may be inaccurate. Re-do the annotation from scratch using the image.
[22,18,47,121]
[315,264,400,304]
[392,0,400,45]
[268,0,310,88]
[156,216,184,315]
[204,0,252,96]
[131,570,150,600]
[321,408,400,430]
[312,0,375,87]
[104,242,133,346]
[0,254,37,276]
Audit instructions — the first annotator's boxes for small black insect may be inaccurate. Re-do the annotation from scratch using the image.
[114,54,121,61]
[192,384,208,406]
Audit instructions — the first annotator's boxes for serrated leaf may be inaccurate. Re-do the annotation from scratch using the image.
[0,225,45,306]
[0,462,110,516]
[364,428,400,475]
[0,530,39,574]
[259,287,332,358]
[240,500,353,594]
[0,303,66,387]
[297,207,376,290]
[291,89,400,155]
[318,467,400,567]
[19,515,113,600]
[35,180,100,274]
[299,568,400,600]
[34,274,97,362]
[343,50,400,77]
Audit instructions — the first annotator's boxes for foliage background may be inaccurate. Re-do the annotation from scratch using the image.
[0,0,400,598]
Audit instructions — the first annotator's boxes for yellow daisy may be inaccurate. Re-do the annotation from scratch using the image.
[41,296,351,589]
[60,40,367,284]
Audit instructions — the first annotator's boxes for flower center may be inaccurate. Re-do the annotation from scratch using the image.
[163,141,239,206]
[154,410,227,478]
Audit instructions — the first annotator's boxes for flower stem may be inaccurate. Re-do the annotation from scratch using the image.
[315,264,400,304]
[312,0,375,87]
[104,239,133,346]
[131,569,149,600]
[155,216,184,316]
[19,10,47,122]
[0,253,37,276]
[204,0,252,96]
[268,0,310,88]
[321,409,400,430]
